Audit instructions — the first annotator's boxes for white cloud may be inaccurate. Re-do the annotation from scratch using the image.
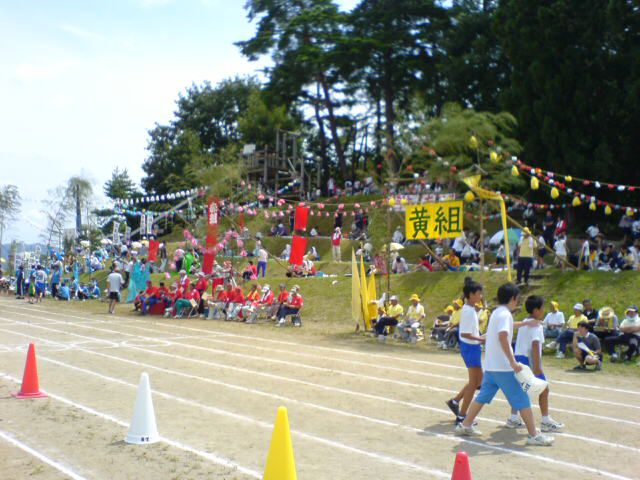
[59,24,105,42]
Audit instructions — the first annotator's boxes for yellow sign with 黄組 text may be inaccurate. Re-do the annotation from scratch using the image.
[405,201,464,240]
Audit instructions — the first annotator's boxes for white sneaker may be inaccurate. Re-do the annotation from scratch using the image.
[526,432,554,446]
[541,419,565,432]
[505,417,525,429]
[545,341,557,350]
[455,424,482,436]
[555,351,565,359]
[277,318,285,327]
[610,353,619,362]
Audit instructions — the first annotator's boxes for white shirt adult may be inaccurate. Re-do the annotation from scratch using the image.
[484,305,514,371]
[258,248,269,263]
[452,233,466,253]
[107,271,124,293]
[543,311,565,328]
[515,321,544,360]
[459,304,480,345]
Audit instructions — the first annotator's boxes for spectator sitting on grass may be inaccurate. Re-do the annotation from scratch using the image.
[573,321,602,371]
[414,255,434,272]
[57,280,71,301]
[444,250,461,271]
[392,256,409,274]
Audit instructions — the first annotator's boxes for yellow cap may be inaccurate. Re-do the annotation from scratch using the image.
[410,294,420,302]
[453,299,464,308]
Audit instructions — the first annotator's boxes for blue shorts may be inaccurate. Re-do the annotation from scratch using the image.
[35,282,45,295]
[475,371,531,410]
[515,355,547,381]
[460,341,482,368]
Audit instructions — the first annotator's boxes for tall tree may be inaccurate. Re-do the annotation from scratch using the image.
[345,0,449,173]
[142,77,259,194]
[0,185,21,260]
[496,0,640,182]
[104,168,138,201]
[237,0,351,179]
[66,176,93,240]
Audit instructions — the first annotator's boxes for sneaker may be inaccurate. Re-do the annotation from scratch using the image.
[610,353,619,363]
[573,364,587,371]
[455,424,482,437]
[545,341,557,350]
[526,433,554,446]
[293,321,301,327]
[541,419,564,432]
[445,399,460,417]
[595,360,602,371]
[277,318,285,327]
[555,351,565,359]
[505,417,524,429]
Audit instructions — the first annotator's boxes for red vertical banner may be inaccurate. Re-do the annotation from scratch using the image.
[203,198,219,275]
[289,236,307,266]
[294,206,309,231]
[148,239,159,262]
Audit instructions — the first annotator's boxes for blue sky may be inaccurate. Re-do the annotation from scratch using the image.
[0,0,359,244]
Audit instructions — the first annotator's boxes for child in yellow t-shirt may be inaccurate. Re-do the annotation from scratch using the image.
[555,303,587,358]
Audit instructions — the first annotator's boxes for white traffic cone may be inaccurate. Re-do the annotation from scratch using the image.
[125,372,160,444]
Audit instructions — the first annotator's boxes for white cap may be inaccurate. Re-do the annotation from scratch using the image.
[390,295,398,301]
[573,303,584,311]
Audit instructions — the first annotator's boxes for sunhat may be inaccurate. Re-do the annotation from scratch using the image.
[410,294,420,302]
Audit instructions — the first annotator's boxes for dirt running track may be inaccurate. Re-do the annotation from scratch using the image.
[0,299,639,480]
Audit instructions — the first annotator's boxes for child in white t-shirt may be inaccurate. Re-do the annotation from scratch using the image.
[512,296,564,432]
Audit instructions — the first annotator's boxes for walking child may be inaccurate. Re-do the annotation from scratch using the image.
[456,283,554,446]
[446,280,485,425]
[510,295,564,432]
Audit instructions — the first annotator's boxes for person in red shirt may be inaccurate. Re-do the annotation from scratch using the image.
[163,283,181,317]
[178,269,190,290]
[243,284,274,323]
[270,283,289,320]
[141,281,161,315]
[227,286,245,320]
[194,272,210,316]
[241,261,258,282]
[277,285,303,327]
[173,283,200,318]
[207,284,228,319]
[331,227,342,262]
[136,281,156,314]
[414,255,434,273]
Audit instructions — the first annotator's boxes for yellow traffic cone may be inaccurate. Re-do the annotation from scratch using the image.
[263,407,297,480]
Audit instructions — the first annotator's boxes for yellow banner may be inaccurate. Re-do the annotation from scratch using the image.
[405,201,464,240]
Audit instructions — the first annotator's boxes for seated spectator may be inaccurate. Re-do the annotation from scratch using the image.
[138,281,157,315]
[89,281,101,299]
[392,256,409,274]
[542,301,565,344]
[582,299,598,325]
[207,284,229,320]
[270,284,289,321]
[441,299,463,349]
[276,285,303,327]
[430,305,453,342]
[592,306,618,342]
[243,284,275,324]
[77,284,90,300]
[605,305,640,362]
[280,244,291,260]
[397,294,425,343]
[242,261,258,282]
[306,246,320,261]
[555,303,587,358]
[57,281,71,301]
[226,286,246,320]
[443,250,461,271]
[415,255,434,272]
[586,224,599,241]
[573,321,602,370]
[302,258,317,276]
[619,246,635,270]
[372,295,404,339]
[173,283,200,318]
[392,226,404,244]
[309,226,319,237]
[142,282,165,315]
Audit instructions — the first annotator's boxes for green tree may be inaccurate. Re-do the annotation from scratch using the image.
[142,77,259,194]
[407,103,522,192]
[344,0,449,173]
[238,90,299,148]
[104,168,138,200]
[0,185,21,260]
[237,0,351,179]
[495,0,640,182]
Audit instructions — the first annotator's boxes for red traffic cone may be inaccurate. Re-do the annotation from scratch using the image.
[451,451,472,480]
[11,343,48,399]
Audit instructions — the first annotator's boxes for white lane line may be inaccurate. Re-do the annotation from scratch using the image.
[5,312,635,427]
[10,302,640,397]
[33,354,451,479]
[3,323,639,460]
[0,373,260,479]
[0,430,88,480]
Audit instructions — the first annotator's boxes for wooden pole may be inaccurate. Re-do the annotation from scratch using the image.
[479,199,485,269]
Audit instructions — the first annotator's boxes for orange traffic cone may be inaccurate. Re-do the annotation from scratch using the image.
[11,343,48,399]
[451,451,472,480]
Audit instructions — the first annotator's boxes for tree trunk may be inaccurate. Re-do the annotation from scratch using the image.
[313,83,330,195]
[318,73,347,178]
[382,48,397,173]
